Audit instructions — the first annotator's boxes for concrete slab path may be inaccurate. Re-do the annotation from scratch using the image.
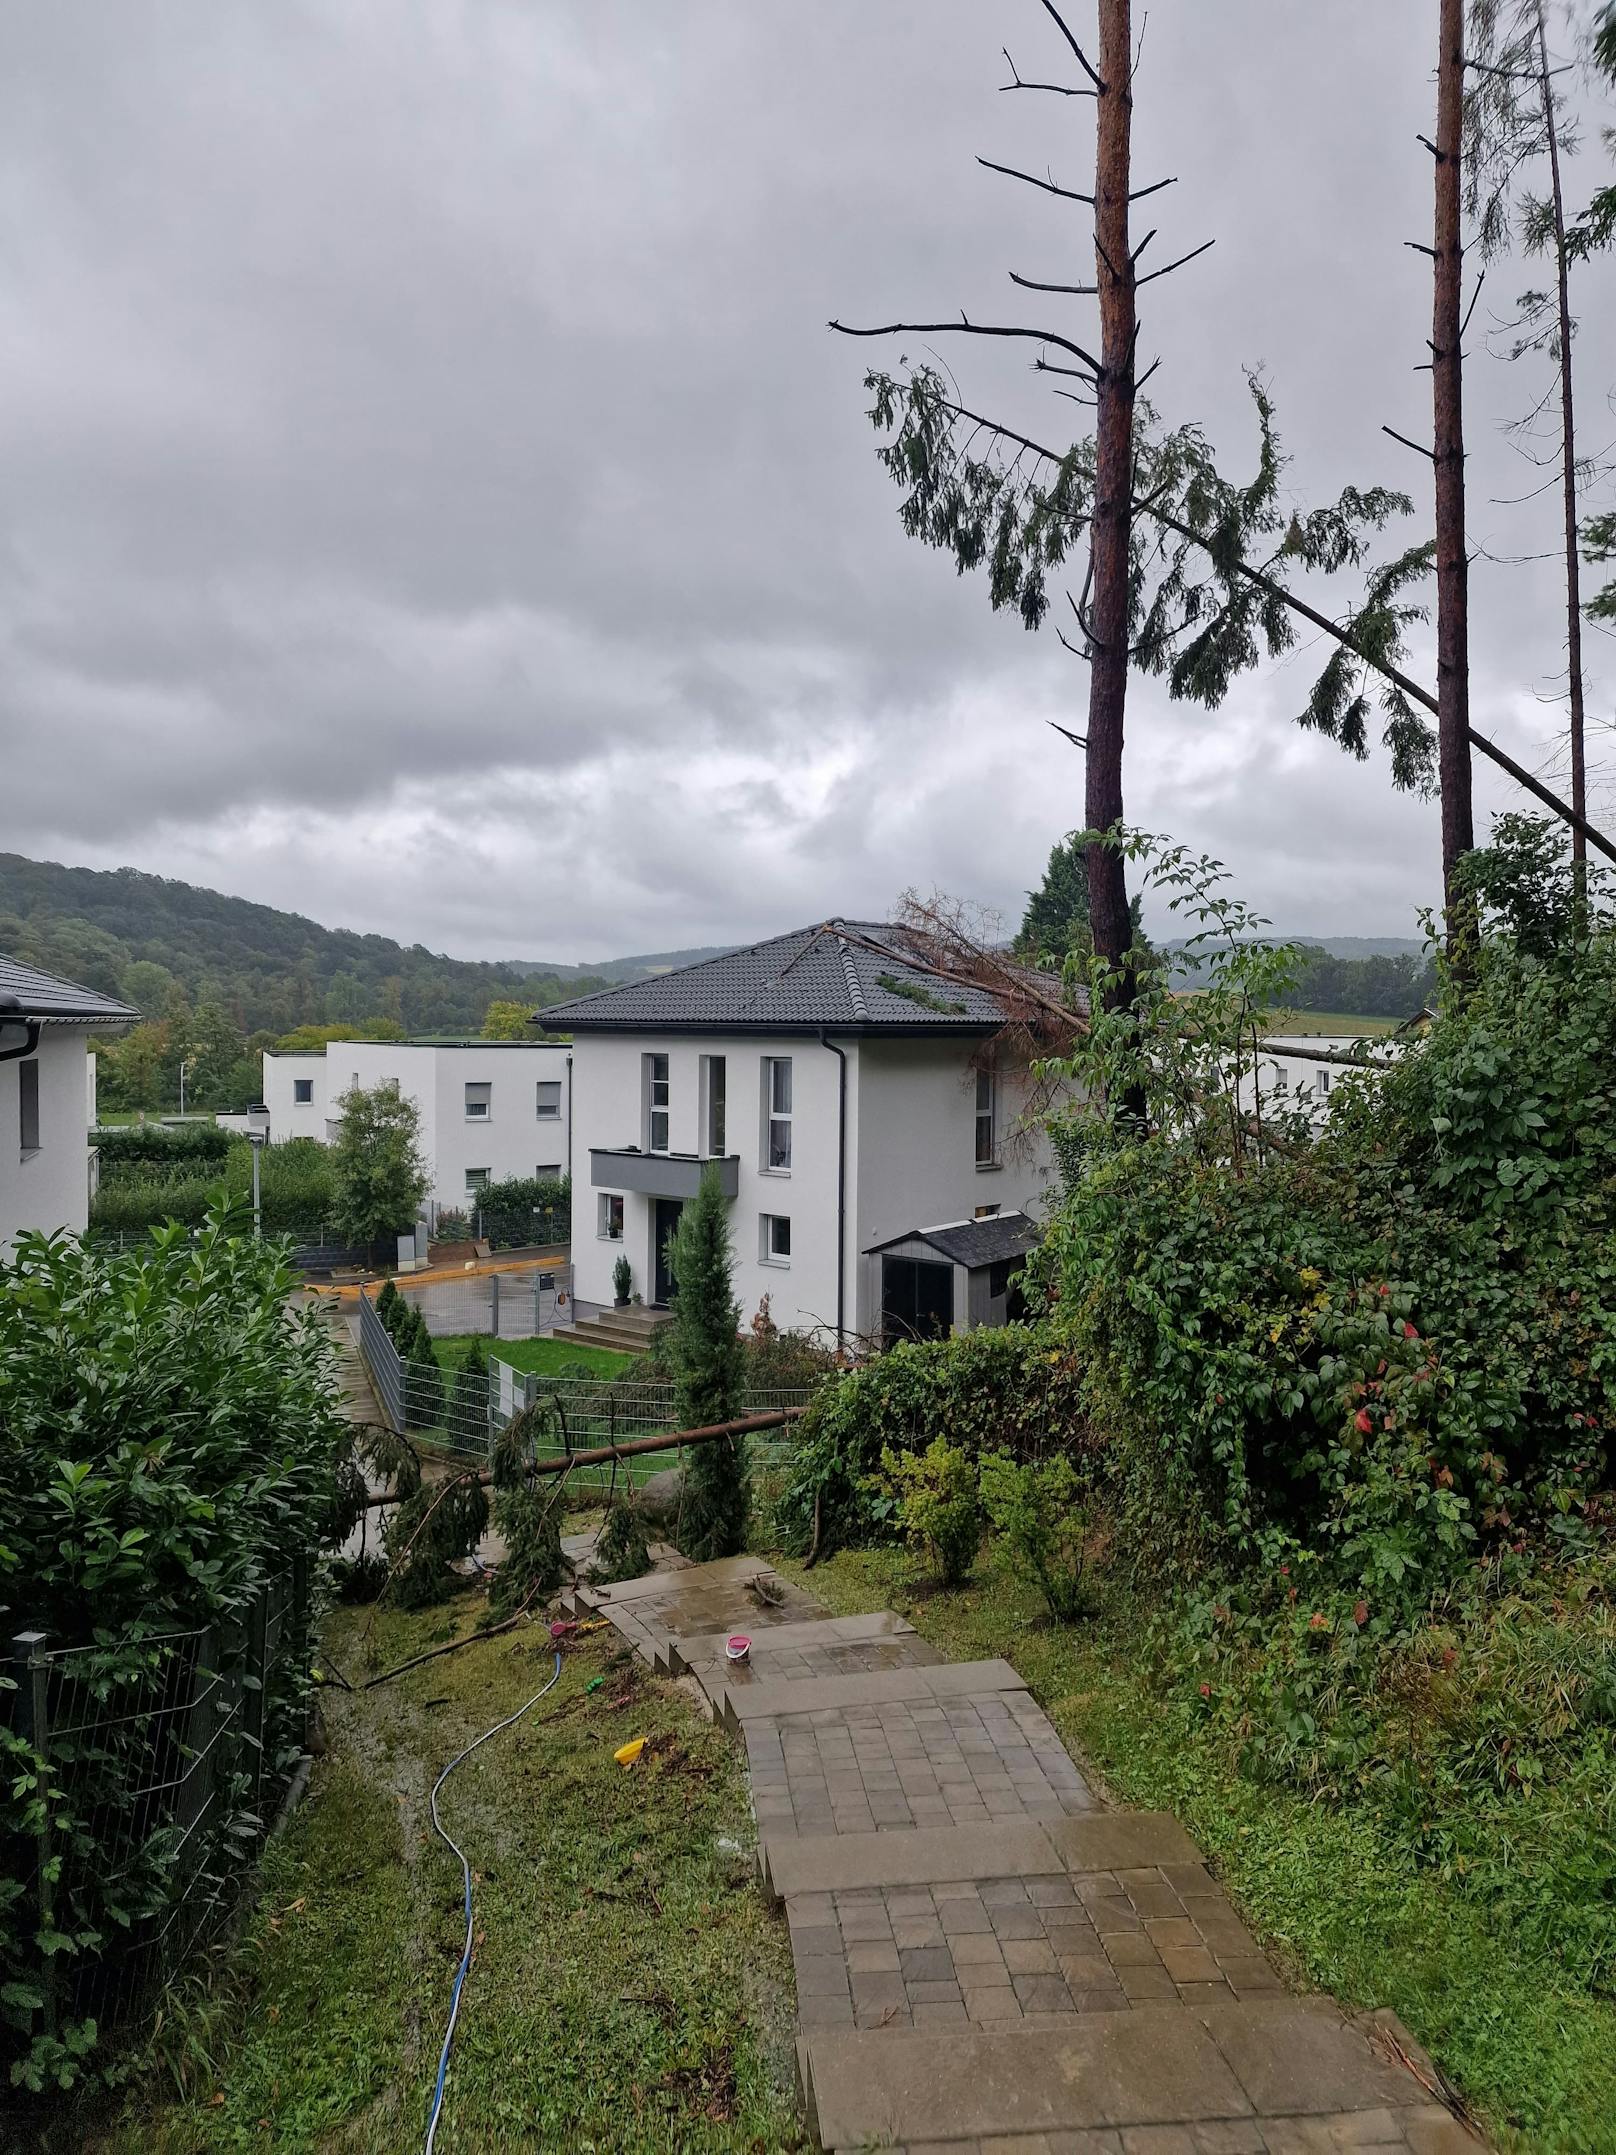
[567,1549,1484,2155]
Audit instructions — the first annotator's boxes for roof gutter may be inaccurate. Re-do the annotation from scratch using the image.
[819,1030,848,1353]
[0,995,41,1064]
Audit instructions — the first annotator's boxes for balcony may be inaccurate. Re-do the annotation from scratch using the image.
[589,1147,739,1201]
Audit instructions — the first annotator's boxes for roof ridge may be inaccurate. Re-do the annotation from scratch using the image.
[835,930,869,1021]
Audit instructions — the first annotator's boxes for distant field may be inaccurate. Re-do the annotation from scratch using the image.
[431,1331,634,1377]
[1263,1010,1401,1038]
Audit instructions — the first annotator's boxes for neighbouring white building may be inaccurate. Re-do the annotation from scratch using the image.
[1250,1034,1402,1124]
[260,1038,572,1217]
[542,921,1058,1347]
[1,956,137,1249]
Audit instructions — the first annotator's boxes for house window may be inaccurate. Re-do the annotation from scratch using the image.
[598,1193,625,1240]
[535,1079,562,1119]
[18,1058,40,1155]
[465,1081,492,1121]
[760,1213,792,1265]
[975,1066,998,1166]
[466,1167,489,1195]
[535,1163,562,1181]
[643,1053,670,1152]
[762,1056,792,1171]
[701,1054,727,1156]
[293,1077,314,1104]
[1315,1068,1331,1097]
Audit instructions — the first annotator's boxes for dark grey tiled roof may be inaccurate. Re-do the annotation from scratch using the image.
[865,1210,1040,1268]
[0,954,138,1025]
[540,921,1011,1035]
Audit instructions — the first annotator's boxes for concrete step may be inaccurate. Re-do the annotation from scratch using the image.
[798,1999,1479,2152]
[715,1655,1029,1732]
[759,1810,1202,1904]
[565,1308,672,1354]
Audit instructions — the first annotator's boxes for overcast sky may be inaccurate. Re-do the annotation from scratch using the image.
[2,2,1612,961]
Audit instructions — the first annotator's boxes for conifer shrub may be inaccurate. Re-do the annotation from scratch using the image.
[667,1165,749,1561]
[592,1496,652,1584]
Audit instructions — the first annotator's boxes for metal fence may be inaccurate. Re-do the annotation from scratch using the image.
[356,1284,810,1490]
[7,1566,308,2056]
[393,1266,574,1341]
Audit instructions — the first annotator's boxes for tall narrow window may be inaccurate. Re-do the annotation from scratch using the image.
[18,1058,40,1154]
[975,1067,997,1166]
[598,1193,624,1240]
[643,1053,670,1152]
[464,1081,492,1121]
[535,1079,562,1119]
[760,1213,792,1265]
[702,1055,727,1156]
[763,1056,792,1171]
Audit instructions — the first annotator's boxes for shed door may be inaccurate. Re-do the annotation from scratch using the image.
[881,1255,954,1345]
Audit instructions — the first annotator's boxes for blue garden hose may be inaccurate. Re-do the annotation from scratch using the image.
[423,1650,564,2154]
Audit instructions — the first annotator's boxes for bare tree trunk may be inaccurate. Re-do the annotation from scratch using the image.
[1434,0,1476,961]
[1536,0,1588,907]
[1085,0,1137,1001]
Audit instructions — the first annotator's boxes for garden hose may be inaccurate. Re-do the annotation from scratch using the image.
[423,1649,563,2154]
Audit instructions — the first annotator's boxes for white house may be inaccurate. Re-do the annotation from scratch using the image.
[1251,1034,1401,1124]
[261,1038,572,1216]
[542,921,1057,1347]
[1,956,137,1249]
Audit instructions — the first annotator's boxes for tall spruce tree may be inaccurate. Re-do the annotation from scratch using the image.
[667,1164,748,1561]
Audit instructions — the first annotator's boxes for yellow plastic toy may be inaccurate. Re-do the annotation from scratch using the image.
[614,1737,647,1767]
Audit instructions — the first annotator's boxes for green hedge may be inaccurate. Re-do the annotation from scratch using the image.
[90,1137,336,1237]
[94,1122,231,1170]
[471,1173,570,1249]
[775,1323,1089,1556]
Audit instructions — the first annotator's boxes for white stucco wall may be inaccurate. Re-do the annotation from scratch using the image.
[264,1040,572,1212]
[571,1029,1056,1343]
[0,1027,93,1248]
[852,1039,1054,1336]
[262,1051,330,1142]
[1249,1037,1394,1125]
[569,1033,847,1334]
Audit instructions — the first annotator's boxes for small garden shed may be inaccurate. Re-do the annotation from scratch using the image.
[863,1209,1038,1343]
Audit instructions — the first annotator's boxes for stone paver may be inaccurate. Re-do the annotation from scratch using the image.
[744,1684,1095,1839]
[575,1549,1484,2154]
[786,1869,1284,2032]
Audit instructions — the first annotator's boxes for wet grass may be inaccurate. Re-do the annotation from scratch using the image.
[778,1543,1616,2155]
[100,1600,801,2154]
[432,1331,635,1378]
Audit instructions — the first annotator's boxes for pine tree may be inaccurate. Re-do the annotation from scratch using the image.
[405,1324,444,1432]
[667,1165,748,1561]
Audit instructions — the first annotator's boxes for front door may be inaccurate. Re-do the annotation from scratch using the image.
[653,1198,684,1307]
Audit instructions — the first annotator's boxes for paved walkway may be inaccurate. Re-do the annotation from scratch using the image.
[566,1553,1482,2154]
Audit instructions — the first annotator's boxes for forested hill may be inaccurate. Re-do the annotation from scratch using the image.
[0,852,664,1036]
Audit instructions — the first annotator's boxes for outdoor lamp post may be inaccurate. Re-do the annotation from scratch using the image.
[246,1104,270,1239]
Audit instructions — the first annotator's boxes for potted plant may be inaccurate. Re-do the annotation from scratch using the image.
[612,1254,633,1309]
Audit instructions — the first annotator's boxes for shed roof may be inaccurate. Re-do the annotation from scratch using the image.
[540,920,1011,1036]
[0,954,138,1027]
[864,1210,1040,1268]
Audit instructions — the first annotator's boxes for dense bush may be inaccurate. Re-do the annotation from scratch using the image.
[0,1209,348,2090]
[978,1451,1087,1621]
[94,1122,231,1169]
[1049,838,1615,1613]
[879,1438,981,1586]
[471,1173,570,1248]
[776,1323,1089,1555]
[89,1135,336,1237]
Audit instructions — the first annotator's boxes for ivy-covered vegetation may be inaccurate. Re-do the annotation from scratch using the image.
[0,1212,348,2095]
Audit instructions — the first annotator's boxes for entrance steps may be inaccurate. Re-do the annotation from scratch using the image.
[568,1545,1486,2153]
[564,1305,672,1355]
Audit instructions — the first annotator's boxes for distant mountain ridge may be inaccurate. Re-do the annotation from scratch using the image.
[0,851,732,1036]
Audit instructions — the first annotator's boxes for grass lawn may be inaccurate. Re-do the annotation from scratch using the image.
[1263,1010,1402,1037]
[777,1544,1616,2155]
[432,1331,635,1378]
[97,1600,800,2154]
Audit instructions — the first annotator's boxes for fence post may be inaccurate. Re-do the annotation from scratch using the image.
[12,1630,57,2043]
[534,1271,543,1336]
[241,1588,270,1819]
[490,1271,501,1338]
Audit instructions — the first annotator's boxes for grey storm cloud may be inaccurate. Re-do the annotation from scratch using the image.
[0,0,1611,959]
